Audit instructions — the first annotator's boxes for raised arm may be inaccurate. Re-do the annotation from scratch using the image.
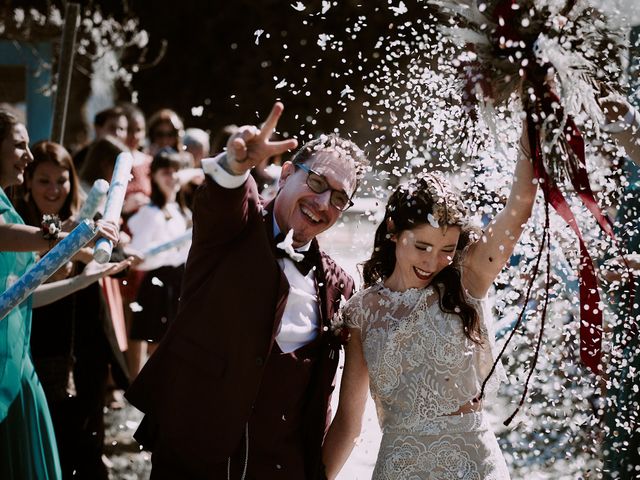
[192,102,298,247]
[462,127,537,298]
[599,97,640,166]
[322,329,370,479]
[220,102,298,176]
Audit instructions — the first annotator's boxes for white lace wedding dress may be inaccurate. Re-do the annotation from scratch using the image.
[342,283,510,480]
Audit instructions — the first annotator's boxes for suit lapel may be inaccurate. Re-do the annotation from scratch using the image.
[309,240,329,333]
[262,201,290,341]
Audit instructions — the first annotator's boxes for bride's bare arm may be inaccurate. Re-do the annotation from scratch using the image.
[462,126,538,298]
[322,329,370,479]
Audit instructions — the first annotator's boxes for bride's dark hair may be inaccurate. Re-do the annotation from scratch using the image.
[362,174,483,343]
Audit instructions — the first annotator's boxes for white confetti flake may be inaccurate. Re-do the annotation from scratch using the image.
[317,33,333,49]
[340,85,354,97]
[291,1,305,11]
[13,8,25,26]
[254,29,264,45]
[129,302,143,313]
[389,1,408,16]
[151,277,164,287]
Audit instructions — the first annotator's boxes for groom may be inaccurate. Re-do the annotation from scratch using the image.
[126,102,368,479]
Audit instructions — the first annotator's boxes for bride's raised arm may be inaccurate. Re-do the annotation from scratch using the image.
[462,126,538,299]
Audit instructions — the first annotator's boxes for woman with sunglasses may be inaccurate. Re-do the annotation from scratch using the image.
[146,109,184,158]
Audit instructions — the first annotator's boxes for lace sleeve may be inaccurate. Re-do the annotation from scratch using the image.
[339,293,363,330]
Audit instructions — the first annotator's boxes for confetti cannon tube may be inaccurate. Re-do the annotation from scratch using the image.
[77,179,109,221]
[143,229,193,258]
[93,152,133,264]
[0,220,97,321]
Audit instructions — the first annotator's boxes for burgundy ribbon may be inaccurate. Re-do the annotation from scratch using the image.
[527,83,614,373]
[491,0,614,373]
[461,0,629,374]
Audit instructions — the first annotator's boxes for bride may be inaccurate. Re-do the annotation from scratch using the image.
[322,125,536,479]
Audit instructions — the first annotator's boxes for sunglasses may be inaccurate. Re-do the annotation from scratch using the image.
[295,163,354,211]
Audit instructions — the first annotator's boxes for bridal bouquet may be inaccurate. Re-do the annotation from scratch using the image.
[430,0,632,421]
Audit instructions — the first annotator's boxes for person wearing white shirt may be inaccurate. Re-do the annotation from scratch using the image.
[127,148,191,373]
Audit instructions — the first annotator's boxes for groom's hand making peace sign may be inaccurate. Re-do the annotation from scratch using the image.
[223,102,298,175]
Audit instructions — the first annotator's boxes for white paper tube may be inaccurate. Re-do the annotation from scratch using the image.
[94,152,134,264]
[77,179,109,221]
[143,229,193,258]
[0,220,97,321]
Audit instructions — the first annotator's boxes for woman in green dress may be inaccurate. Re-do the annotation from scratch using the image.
[0,110,128,479]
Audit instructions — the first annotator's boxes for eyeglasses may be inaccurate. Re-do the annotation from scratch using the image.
[295,163,354,211]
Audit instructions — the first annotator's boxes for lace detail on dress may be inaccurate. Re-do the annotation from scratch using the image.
[341,282,511,479]
[375,415,509,480]
[343,284,504,430]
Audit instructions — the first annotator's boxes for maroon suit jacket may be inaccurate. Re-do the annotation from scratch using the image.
[126,173,354,478]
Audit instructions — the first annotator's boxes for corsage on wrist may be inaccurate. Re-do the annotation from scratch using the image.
[41,214,62,249]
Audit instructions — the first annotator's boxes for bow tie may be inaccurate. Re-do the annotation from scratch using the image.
[274,233,316,277]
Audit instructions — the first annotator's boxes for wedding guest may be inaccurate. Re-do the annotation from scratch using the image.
[126,103,368,479]
[0,110,127,480]
[179,129,209,208]
[120,103,152,217]
[78,136,129,194]
[599,94,640,477]
[183,128,210,168]
[114,104,153,384]
[16,140,131,479]
[127,149,191,375]
[600,95,639,166]
[77,135,133,396]
[73,107,128,173]
[146,109,184,158]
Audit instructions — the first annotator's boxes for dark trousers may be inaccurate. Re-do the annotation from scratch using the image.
[150,437,253,480]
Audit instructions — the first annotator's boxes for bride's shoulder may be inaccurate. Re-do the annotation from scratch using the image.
[340,284,383,330]
[341,284,385,314]
[349,283,383,302]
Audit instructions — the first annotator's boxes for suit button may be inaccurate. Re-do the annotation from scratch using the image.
[255,356,264,366]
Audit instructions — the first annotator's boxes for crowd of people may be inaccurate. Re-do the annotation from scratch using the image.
[0,88,638,480]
